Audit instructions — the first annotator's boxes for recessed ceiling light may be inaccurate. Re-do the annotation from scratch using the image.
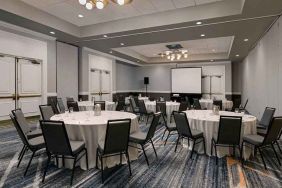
[236,54,240,57]
[201,34,205,37]
[196,21,202,25]
[120,43,124,46]
[210,59,214,62]
[244,38,249,42]
[109,51,113,54]
[78,14,84,18]
[49,31,55,35]
[103,35,108,38]
[212,49,216,52]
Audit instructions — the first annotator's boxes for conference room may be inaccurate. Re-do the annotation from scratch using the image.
[0,0,281,187]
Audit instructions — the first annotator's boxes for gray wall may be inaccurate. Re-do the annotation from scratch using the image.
[116,61,138,91]
[57,42,79,103]
[232,62,242,94]
[47,40,56,94]
[240,16,282,118]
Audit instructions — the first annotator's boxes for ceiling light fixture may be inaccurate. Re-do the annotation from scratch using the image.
[210,59,214,62]
[244,38,249,42]
[236,54,240,57]
[109,51,113,53]
[196,21,202,25]
[50,31,55,35]
[120,43,124,46]
[103,34,108,38]
[79,0,132,10]
[201,34,205,37]
[78,14,84,18]
[159,49,188,61]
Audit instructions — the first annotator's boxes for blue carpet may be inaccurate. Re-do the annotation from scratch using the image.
[0,120,281,188]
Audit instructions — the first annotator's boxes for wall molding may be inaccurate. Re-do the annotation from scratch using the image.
[115,90,171,93]
[47,92,57,96]
[79,92,89,95]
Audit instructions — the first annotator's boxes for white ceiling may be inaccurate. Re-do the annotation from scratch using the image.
[21,0,224,26]
[115,36,233,59]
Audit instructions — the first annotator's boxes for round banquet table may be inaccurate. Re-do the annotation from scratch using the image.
[50,111,139,170]
[145,101,180,122]
[77,101,116,111]
[199,99,233,110]
[185,110,257,159]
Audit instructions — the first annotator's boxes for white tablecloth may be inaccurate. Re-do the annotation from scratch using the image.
[185,110,257,159]
[145,101,180,122]
[199,99,233,110]
[77,101,116,111]
[51,111,139,170]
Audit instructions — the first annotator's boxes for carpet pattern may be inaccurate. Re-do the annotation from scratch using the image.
[0,120,281,188]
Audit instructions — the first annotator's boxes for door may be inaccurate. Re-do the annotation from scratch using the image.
[89,69,111,101]
[17,59,42,117]
[0,56,16,120]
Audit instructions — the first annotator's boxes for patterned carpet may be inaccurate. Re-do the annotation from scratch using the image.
[0,119,281,188]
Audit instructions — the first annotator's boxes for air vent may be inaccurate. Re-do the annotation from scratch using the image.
[166,44,183,50]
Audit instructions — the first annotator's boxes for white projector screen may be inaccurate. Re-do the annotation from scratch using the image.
[171,68,202,93]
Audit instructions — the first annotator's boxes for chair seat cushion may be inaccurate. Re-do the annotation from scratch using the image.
[167,123,177,131]
[243,134,264,145]
[70,141,85,155]
[257,128,267,136]
[129,131,147,144]
[29,136,45,149]
[191,129,203,138]
[27,129,42,139]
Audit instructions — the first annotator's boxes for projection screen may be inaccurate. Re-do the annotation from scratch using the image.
[171,68,202,93]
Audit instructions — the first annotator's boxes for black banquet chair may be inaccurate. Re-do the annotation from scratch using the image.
[241,117,282,169]
[257,107,276,135]
[138,100,154,125]
[193,98,202,110]
[39,105,55,120]
[49,97,60,114]
[173,111,206,159]
[67,101,80,112]
[213,100,223,110]
[57,97,66,113]
[10,114,45,176]
[96,119,132,183]
[211,116,242,164]
[129,113,161,166]
[129,97,139,114]
[94,101,106,111]
[40,120,88,185]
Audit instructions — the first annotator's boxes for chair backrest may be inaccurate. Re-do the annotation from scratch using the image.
[260,107,276,128]
[156,101,166,116]
[263,117,282,145]
[66,97,74,102]
[179,101,188,111]
[11,109,31,134]
[116,100,125,111]
[94,101,106,111]
[149,97,155,101]
[67,101,80,112]
[57,98,66,113]
[10,114,30,147]
[185,96,191,109]
[133,97,139,107]
[39,105,55,120]
[129,98,138,113]
[146,113,161,141]
[173,111,192,137]
[103,119,131,155]
[232,98,241,111]
[217,116,242,145]
[49,98,60,114]
[40,120,73,156]
[138,100,148,114]
[213,100,223,110]
[193,98,201,110]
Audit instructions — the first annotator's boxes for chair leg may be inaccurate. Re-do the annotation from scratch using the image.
[17,146,27,168]
[42,154,51,183]
[18,145,26,160]
[146,115,149,125]
[190,140,195,159]
[70,157,77,185]
[240,141,244,166]
[141,145,149,166]
[85,149,89,170]
[275,141,282,154]
[120,152,122,165]
[56,156,59,167]
[164,131,171,146]
[233,145,236,157]
[202,137,206,155]
[215,145,218,165]
[258,148,267,170]
[96,149,98,169]
[24,151,35,176]
[174,135,180,152]
[211,140,214,156]
[62,155,65,167]
[150,139,158,159]
[271,143,281,166]
[161,129,167,140]
[126,152,132,176]
[100,156,104,183]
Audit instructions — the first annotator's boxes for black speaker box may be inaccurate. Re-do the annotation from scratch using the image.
[144,77,149,84]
